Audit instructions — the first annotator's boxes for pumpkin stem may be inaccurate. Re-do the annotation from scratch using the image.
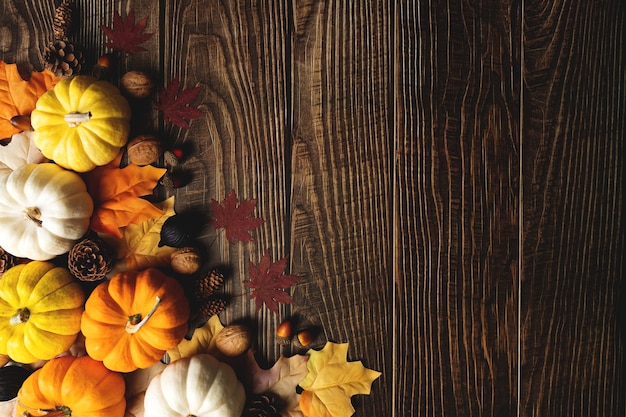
[64,112,92,127]
[125,296,162,334]
[23,207,43,227]
[10,308,30,325]
[18,402,71,416]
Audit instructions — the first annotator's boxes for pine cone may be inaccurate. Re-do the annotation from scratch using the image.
[198,297,227,321]
[241,393,281,417]
[194,269,225,300]
[68,238,113,281]
[0,246,17,274]
[43,40,83,78]
[53,0,73,40]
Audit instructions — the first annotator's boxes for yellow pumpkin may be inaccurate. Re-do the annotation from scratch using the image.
[0,261,85,364]
[30,76,131,172]
[0,163,93,261]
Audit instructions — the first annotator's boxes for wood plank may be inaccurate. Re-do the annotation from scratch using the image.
[520,0,625,415]
[290,0,392,415]
[161,0,290,366]
[395,1,520,415]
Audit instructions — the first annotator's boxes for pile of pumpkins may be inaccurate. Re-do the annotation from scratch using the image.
[0,76,246,416]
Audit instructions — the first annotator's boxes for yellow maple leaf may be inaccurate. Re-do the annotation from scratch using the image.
[123,196,176,270]
[298,342,381,417]
[165,315,224,363]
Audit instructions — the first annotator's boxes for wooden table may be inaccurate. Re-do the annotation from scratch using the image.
[1,1,624,416]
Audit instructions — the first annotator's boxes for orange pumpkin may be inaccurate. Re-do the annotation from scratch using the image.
[81,268,190,373]
[15,355,125,417]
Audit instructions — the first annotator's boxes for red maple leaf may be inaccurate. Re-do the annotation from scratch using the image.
[244,251,301,313]
[101,9,153,54]
[154,78,203,129]
[210,190,264,243]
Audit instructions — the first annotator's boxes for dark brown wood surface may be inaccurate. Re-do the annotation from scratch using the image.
[1,0,623,416]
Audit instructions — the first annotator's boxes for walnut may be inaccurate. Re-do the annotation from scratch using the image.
[120,70,154,99]
[127,134,162,166]
[215,324,251,357]
[170,246,201,274]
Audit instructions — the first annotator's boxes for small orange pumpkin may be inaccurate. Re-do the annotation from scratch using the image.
[81,268,190,373]
[15,355,126,417]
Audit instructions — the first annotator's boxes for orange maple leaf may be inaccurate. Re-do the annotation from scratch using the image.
[81,152,167,238]
[0,61,58,139]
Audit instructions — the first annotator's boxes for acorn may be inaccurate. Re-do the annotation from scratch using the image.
[120,70,154,99]
[215,324,251,357]
[295,329,316,348]
[10,115,32,131]
[275,319,292,344]
[170,246,201,274]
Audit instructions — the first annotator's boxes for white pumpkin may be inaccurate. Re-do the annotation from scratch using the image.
[143,354,245,417]
[0,163,94,260]
[0,130,48,170]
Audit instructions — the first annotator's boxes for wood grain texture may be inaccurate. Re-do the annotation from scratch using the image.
[290,0,392,414]
[160,0,290,366]
[395,0,520,416]
[521,0,625,416]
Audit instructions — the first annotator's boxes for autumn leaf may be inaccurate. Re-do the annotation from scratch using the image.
[123,196,176,270]
[244,251,301,313]
[298,342,381,417]
[81,152,166,238]
[0,61,57,138]
[124,361,167,417]
[210,189,265,243]
[100,9,154,54]
[154,78,202,129]
[165,315,224,363]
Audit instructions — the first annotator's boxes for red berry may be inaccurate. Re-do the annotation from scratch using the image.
[171,147,185,159]
[97,54,112,68]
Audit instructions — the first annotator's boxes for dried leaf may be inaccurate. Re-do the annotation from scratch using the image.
[298,342,381,417]
[124,361,167,417]
[244,251,301,313]
[210,189,265,243]
[81,152,166,238]
[123,196,176,270]
[154,78,202,129]
[166,315,224,363]
[100,9,153,54]
[0,61,57,139]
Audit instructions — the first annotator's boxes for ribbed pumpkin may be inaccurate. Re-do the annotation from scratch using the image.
[0,163,93,261]
[81,268,190,373]
[0,261,85,364]
[30,75,131,172]
[15,355,126,417]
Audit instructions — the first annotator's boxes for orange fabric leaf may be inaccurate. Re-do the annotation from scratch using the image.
[0,61,58,138]
[81,152,167,238]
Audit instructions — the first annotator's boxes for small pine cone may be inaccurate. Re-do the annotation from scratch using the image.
[198,297,227,321]
[43,40,84,78]
[241,393,281,417]
[53,0,73,40]
[68,238,113,281]
[0,247,17,274]
[194,269,224,300]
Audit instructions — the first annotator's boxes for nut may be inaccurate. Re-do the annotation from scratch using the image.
[215,324,251,357]
[127,134,162,166]
[120,70,154,99]
[170,246,201,274]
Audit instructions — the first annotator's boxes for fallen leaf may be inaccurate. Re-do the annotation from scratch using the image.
[0,61,57,139]
[154,78,202,129]
[124,361,167,417]
[123,196,176,270]
[244,251,301,313]
[100,9,154,54]
[0,130,48,170]
[210,189,265,243]
[165,315,224,363]
[298,342,381,417]
[81,152,166,238]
